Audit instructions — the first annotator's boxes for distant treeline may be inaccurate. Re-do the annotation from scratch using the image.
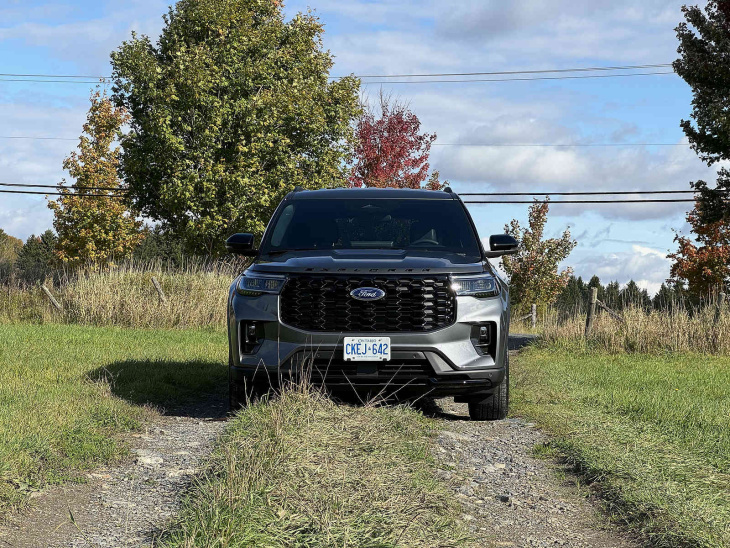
[0,227,188,285]
[554,275,688,314]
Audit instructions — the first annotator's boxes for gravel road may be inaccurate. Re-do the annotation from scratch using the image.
[0,399,227,548]
[432,363,637,547]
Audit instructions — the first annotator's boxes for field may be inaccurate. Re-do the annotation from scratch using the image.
[512,344,730,547]
[0,323,227,513]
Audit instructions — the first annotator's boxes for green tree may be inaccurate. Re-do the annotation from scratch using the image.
[49,91,144,268]
[670,2,730,294]
[0,229,22,281]
[111,0,361,255]
[502,199,577,314]
[604,281,621,310]
[133,225,186,265]
[16,230,57,283]
[621,280,651,310]
[555,275,586,313]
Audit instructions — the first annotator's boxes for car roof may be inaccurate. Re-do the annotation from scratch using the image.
[288,187,457,201]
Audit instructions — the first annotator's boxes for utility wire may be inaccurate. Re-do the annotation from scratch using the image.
[460,190,720,196]
[0,188,700,204]
[0,135,693,146]
[0,63,673,81]
[464,199,697,204]
[0,189,128,198]
[433,142,689,147]
[361,71,675,85]
[0,182,129,193]
[336,63,674,79]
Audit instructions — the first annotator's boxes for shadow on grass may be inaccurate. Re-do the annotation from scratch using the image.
[90,359,228,419]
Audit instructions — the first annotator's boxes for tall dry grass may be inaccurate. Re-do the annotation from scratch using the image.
[512,303,730,354]
[0,258,244,329]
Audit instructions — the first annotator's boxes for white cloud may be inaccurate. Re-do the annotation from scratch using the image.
[571,244,672,295]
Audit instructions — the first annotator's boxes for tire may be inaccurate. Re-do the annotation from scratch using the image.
[468,355,509,421]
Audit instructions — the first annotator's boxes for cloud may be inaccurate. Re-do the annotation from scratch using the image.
[571,244,672,295]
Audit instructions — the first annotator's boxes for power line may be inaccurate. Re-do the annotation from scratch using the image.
[0,136,77,141]
[0,63,673,81]
[460,190,706,196]
[337,63,673,79]
[0,72,674,85]
[0,189,128,198]
[0,182,129,192]
[361,71,675,85]
[433,142,688,147]
[464,199,696,204]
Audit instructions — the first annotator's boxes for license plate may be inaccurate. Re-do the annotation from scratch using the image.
[343,337,391,362]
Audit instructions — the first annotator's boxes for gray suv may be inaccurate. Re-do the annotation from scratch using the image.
[226,187,518,420]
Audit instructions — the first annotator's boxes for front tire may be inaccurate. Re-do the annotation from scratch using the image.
[468,355,509,421]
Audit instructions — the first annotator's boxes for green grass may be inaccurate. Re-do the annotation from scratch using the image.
[0,324,227,514]
[512,344,730,547]
[160,389,471,548]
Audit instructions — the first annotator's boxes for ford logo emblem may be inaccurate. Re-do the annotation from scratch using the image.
[350,287,386,301]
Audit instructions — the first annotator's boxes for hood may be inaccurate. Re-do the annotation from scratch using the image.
[249,249,487,275]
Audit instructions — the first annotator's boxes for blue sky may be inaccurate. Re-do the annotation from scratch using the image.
[0,0,719,293]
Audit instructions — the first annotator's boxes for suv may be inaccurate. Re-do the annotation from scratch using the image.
[226,187,518,420]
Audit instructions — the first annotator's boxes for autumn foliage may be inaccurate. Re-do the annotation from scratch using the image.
[669,210,730,296]
[349,93,437,189]
[49,91,143,268]
[502,200,577,314]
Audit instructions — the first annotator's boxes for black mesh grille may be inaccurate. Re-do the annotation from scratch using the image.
[280,275,456,332]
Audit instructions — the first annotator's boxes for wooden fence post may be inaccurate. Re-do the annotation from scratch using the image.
[151,277,167,304]
[715,292,726,326]
[585,287,598,337]
[41,284,62,312]
[531,303,537,329]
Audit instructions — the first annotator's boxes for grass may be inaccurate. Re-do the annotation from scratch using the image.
[0,259,239,328]
[160,388,471,548]
[512,304,730,355]
[512,343,730,547]
[0,323,227,514]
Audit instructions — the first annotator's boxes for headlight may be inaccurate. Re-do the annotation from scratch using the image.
[451,274,499,298]
[236,274,286,296]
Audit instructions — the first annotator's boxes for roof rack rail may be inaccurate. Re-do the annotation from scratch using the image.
[293,185,305,192]
[443,186,454,194]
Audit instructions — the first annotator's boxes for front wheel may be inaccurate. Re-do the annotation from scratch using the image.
[468,355,509,421]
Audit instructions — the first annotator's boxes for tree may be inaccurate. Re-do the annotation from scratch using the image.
[502,199,577,314]
[621,280,651,310]
[111,0,360,255]
[349,92,436,189]
[16,230,57,283]
[49,91,143,268]
[0,229,22,281]
[670,2,730,294]
[604,281,621,310]
[669,212,730,296]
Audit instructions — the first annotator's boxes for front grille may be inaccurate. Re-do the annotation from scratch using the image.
[280,275,456,332]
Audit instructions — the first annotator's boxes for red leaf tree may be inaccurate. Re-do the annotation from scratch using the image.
[349,92,437,189]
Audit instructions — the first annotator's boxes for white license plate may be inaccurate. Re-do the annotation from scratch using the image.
[343,337,391,362]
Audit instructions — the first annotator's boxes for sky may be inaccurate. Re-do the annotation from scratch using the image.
[0,0,719,294]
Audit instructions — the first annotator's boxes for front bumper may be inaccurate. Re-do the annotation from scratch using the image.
[228,291,509,397]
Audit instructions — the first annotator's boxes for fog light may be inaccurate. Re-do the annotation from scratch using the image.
[240,321,264,354]
[471,323,495,356]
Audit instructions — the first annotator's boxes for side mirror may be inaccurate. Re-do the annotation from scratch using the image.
[226,233,258,256]
[485,234,519,258]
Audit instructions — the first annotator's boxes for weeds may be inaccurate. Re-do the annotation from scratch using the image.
[0,258,242,329]
[512,303,730,354]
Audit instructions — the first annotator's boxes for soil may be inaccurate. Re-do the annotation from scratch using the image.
[431,351,637,547]
[0,398,227,548]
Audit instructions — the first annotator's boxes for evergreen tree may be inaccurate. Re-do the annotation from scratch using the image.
[16,230,57,283]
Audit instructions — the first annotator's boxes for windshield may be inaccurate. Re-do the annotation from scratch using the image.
[260,198,482,260]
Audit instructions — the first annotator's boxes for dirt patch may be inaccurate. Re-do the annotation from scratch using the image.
[433,397,637,548]
[0,401,226,548]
